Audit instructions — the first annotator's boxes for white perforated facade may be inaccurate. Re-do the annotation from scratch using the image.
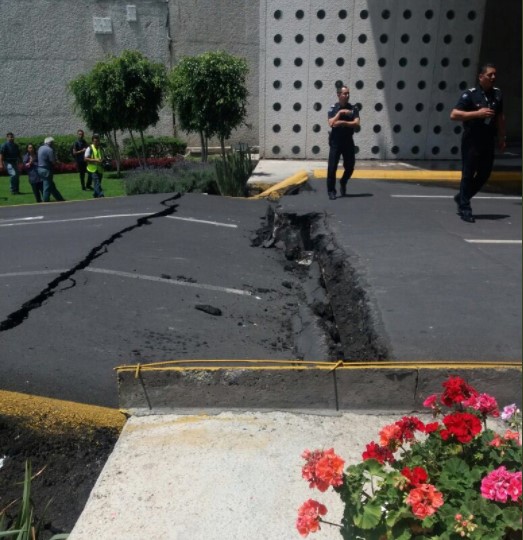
[260,1,487,159]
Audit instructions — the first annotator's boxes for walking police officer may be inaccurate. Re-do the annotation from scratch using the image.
[450,63,506,223]
[326,85,360,200]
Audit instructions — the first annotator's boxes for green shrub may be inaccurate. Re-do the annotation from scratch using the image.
[14,135,77,163]
[214,147,255,197]
[124,161,218,195]
[122,136,187,158]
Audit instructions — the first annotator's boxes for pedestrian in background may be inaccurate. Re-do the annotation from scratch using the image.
[326,85,360,200]
[23,143,43,202]
[72,129,90,191]
[0,132,21,195]
[37,137,65,202]
[450,63,506,223]
[84,134,105,198]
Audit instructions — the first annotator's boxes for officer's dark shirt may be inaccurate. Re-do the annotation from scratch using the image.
[454,86,503,141]
[328,102,359,145]
[73,138,88,163]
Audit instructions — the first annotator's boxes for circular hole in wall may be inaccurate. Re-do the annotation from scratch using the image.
[316,34,324,43]
[441,58,449,67]
[312,146,320,155]
[462,58,471,67]
[337,34,346,43]
[393,124,401,133]
[314,80,323,89]
[399,57,408,67]
[451,146,459,155]
[418,81,426,90]
[337,57,345,67]
[413,125,422,133]
[273,58,281,67]
[294,57,303,67]
[293,124,301,133]
[415,103,424,112]
[436,103,444,112]
[391,146,399,155]
[382,9,390,19]
[432,147,440,155]
[292,146,300,155]
[373,125,381,133]
[395,103,403,112]
[355,102,362,110]
[401,34,409,43]
[411,146,419,154]
[397,81,405,90]
[403,9,412,19]
[317,9,325,19]
[274,10,282,19]
[313,102,322,111]
[444,35,452,44]
[378,57,387,67]
[379,34,388,44]
[315,57,323,67]
[273,102,281,111]
[420,57,428,66]
[339,10,347,19]
[274,34,282,43]
[295,34,304,43]
[272,146,280,154]
[354,146,360,154]
[356,57,364,67]
[358,34,367,44]
[422,34,431,43]
[272,124,281,133]
[313,124,321,133]
[293,103,301,112]
[294,80,302,89]
[465,35,474,44]
[375,103,383,112]
[295,9,304,19]
[355,80,364,89]
[468,11,477,20]
[433,125,442,134]
[454,126,462,134]
[360,10,369,19]
[273,80,281,89]
[335,80,343,89]
[425,9,434,19]
[376,81,385,89]
[371,146,380,155]
[438,81,447,90]
[459,81,467,90]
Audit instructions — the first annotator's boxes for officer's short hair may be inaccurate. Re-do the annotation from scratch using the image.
[478,62,496,75]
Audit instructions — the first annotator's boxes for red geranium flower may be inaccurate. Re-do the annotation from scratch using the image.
[296,499,327,537]
[301,448,344,492]
[440,412,482,443]
[395,416,425,442]
[423,422,440,434]
[401,466,428,487]
[441,376,478,406]
[362,441,395,464]
[406,484,444,519]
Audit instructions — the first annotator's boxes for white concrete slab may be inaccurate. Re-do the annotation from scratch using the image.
[69,410,407,540]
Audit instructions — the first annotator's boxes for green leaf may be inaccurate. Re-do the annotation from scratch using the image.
[501,506,523,531]
[353,502,383,530]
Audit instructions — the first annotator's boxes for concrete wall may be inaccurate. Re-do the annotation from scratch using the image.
[0,0,172,137]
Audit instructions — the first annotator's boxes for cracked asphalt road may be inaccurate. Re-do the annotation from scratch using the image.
[0,194,301,407]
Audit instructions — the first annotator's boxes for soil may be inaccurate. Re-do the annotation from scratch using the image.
[0,392,125,538]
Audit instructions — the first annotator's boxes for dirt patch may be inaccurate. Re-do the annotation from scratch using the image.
[0,391,125,538]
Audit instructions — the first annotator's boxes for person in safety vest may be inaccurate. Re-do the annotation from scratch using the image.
[84,134,105,198]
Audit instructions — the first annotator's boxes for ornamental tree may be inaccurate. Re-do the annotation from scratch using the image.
[68,50,167,172]
[168,51,249,162]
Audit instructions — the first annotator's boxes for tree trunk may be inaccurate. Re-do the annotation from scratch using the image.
[128,130,144,169]
[139,130,148,167]
[199,131,207,162]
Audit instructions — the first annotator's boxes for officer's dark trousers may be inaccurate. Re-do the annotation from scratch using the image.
[327,142,355,194]
[457,137,495,212]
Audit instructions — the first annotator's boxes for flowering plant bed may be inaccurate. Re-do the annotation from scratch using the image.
[297,376,522,539]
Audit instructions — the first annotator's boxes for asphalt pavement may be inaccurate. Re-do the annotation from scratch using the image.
[1,158,521,539]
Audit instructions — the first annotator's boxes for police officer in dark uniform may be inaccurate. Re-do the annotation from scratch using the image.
[450,63,506,223]
[326,85,360,200]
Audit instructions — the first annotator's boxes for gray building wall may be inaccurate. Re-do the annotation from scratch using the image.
[0,1,520,158]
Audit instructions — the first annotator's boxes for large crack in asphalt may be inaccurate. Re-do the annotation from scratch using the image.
[0,193,181,333]
[252,204,390,361]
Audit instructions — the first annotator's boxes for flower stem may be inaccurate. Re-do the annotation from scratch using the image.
[319,518,342,529]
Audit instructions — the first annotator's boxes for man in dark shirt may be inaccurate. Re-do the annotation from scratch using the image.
[450,63,506,223]
[326,85,360,200]
[0,132,21,195]
[72,129,90,190]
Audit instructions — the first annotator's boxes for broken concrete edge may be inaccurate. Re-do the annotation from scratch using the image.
[249,171,309,199]
[117,366,522,416]
[311,169,521,181]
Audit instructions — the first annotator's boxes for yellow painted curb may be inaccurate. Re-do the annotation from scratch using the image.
[251,170,309,200]
[0,390,126,432]
[313,169,521,181]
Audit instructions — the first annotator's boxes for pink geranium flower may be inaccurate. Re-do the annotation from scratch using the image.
[462,393,500,418]
[481,466,522,503]
[301,448,344,492]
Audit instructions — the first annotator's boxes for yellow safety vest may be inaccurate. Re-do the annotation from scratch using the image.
[86,145,103,173]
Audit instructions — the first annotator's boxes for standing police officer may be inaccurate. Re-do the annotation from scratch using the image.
[326,85,360,200]
[450,63,506,223]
